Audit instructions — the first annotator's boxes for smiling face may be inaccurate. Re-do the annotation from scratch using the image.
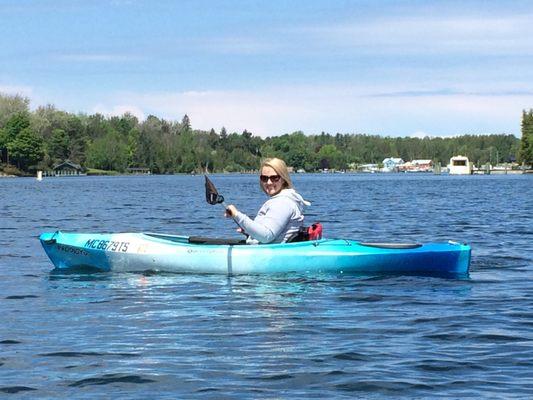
[260,166,285,196]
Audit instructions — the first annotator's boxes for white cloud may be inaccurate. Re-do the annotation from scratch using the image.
[299,13,533,56]
[0,84,34,97]
[55,53,141,62]
[92,104,146,120]
[199,37,281,55]
[90,85,531,137]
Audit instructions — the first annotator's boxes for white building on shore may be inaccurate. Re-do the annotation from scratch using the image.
[448,155,473,175]
[399,159,433,172]
[382,158,404,172]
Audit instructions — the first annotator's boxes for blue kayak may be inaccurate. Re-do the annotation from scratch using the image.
[39,231,471,276]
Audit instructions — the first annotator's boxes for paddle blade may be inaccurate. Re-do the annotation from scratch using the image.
[205,175,224,205]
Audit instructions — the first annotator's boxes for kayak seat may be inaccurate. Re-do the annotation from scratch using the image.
[287,222,323,243]
[188,236,247,245]
[287,231,307,243]
[359,242,422,249]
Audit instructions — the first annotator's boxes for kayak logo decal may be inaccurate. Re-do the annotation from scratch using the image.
[84,239,129,252]
[57,244,89,256]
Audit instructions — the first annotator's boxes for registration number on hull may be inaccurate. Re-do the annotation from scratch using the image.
[84,239,129,252]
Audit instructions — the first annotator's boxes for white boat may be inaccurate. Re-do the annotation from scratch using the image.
[448,155,473,175]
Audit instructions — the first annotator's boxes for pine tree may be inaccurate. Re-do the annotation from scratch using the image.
[48,128,70,161]
[181,114,191,131]
[519,109,533,166]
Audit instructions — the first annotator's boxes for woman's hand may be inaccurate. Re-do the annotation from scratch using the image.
[225,204,238,218]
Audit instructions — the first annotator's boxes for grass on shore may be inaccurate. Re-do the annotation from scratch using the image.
[86,168,120,176]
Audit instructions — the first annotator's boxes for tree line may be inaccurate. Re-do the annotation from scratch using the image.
[0,93,530,175]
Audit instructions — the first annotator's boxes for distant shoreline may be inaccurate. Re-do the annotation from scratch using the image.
[3,170,532,179]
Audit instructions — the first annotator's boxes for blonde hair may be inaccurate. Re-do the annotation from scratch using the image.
[260,157,293,193]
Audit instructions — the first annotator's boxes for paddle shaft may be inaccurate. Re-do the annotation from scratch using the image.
[221,201,247,235]
[205,175,247,237]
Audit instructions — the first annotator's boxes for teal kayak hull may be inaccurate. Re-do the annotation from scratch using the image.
[39,231,471,276]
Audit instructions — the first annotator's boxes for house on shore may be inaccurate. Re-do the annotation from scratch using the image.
[400,159,433,172]
[382,158,404,172]
[127,167,151,175]
[359,163,380,173]
[45,161,86,177]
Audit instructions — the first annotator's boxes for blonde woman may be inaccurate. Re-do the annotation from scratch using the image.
[225,158,310,244]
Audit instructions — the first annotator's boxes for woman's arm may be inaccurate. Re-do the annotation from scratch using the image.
[233,199,294,243]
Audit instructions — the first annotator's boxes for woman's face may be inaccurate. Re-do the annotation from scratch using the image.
[260,166,284,196]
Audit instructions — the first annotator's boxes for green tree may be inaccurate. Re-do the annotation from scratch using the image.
[64,114,87,163]
[0,93,30,128]
[181,114,191,131]
[47,129,70,161]
[85,113,108,140]
[7,126,44,170]
[220,126,227,139]
[519,109,533,166]
[109,113,139,137]
[86,130,129,171]
[317,144,341,169]
[2,112,30,145]
[31,104,58,142]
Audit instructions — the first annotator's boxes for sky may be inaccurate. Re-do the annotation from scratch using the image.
[1,0,533,138]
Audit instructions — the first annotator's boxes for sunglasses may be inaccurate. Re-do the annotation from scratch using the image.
[259,174,281,183]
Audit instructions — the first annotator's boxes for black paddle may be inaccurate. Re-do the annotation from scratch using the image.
[204,175,246,235]
[204,175,225,206]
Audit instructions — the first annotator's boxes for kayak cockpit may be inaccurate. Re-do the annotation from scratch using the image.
[143,233,321,246]
[188,236,247,245]
[143,233,247,245]
[143,233,424,249]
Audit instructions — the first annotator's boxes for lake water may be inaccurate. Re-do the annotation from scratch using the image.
[1,173,532,399]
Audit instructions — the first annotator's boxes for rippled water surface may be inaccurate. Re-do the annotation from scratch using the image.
[1,173,532,399]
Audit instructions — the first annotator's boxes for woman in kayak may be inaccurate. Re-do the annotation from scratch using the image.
[225,157,310,244]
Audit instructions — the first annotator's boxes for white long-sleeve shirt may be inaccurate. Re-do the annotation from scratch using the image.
[233,189,311,244]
